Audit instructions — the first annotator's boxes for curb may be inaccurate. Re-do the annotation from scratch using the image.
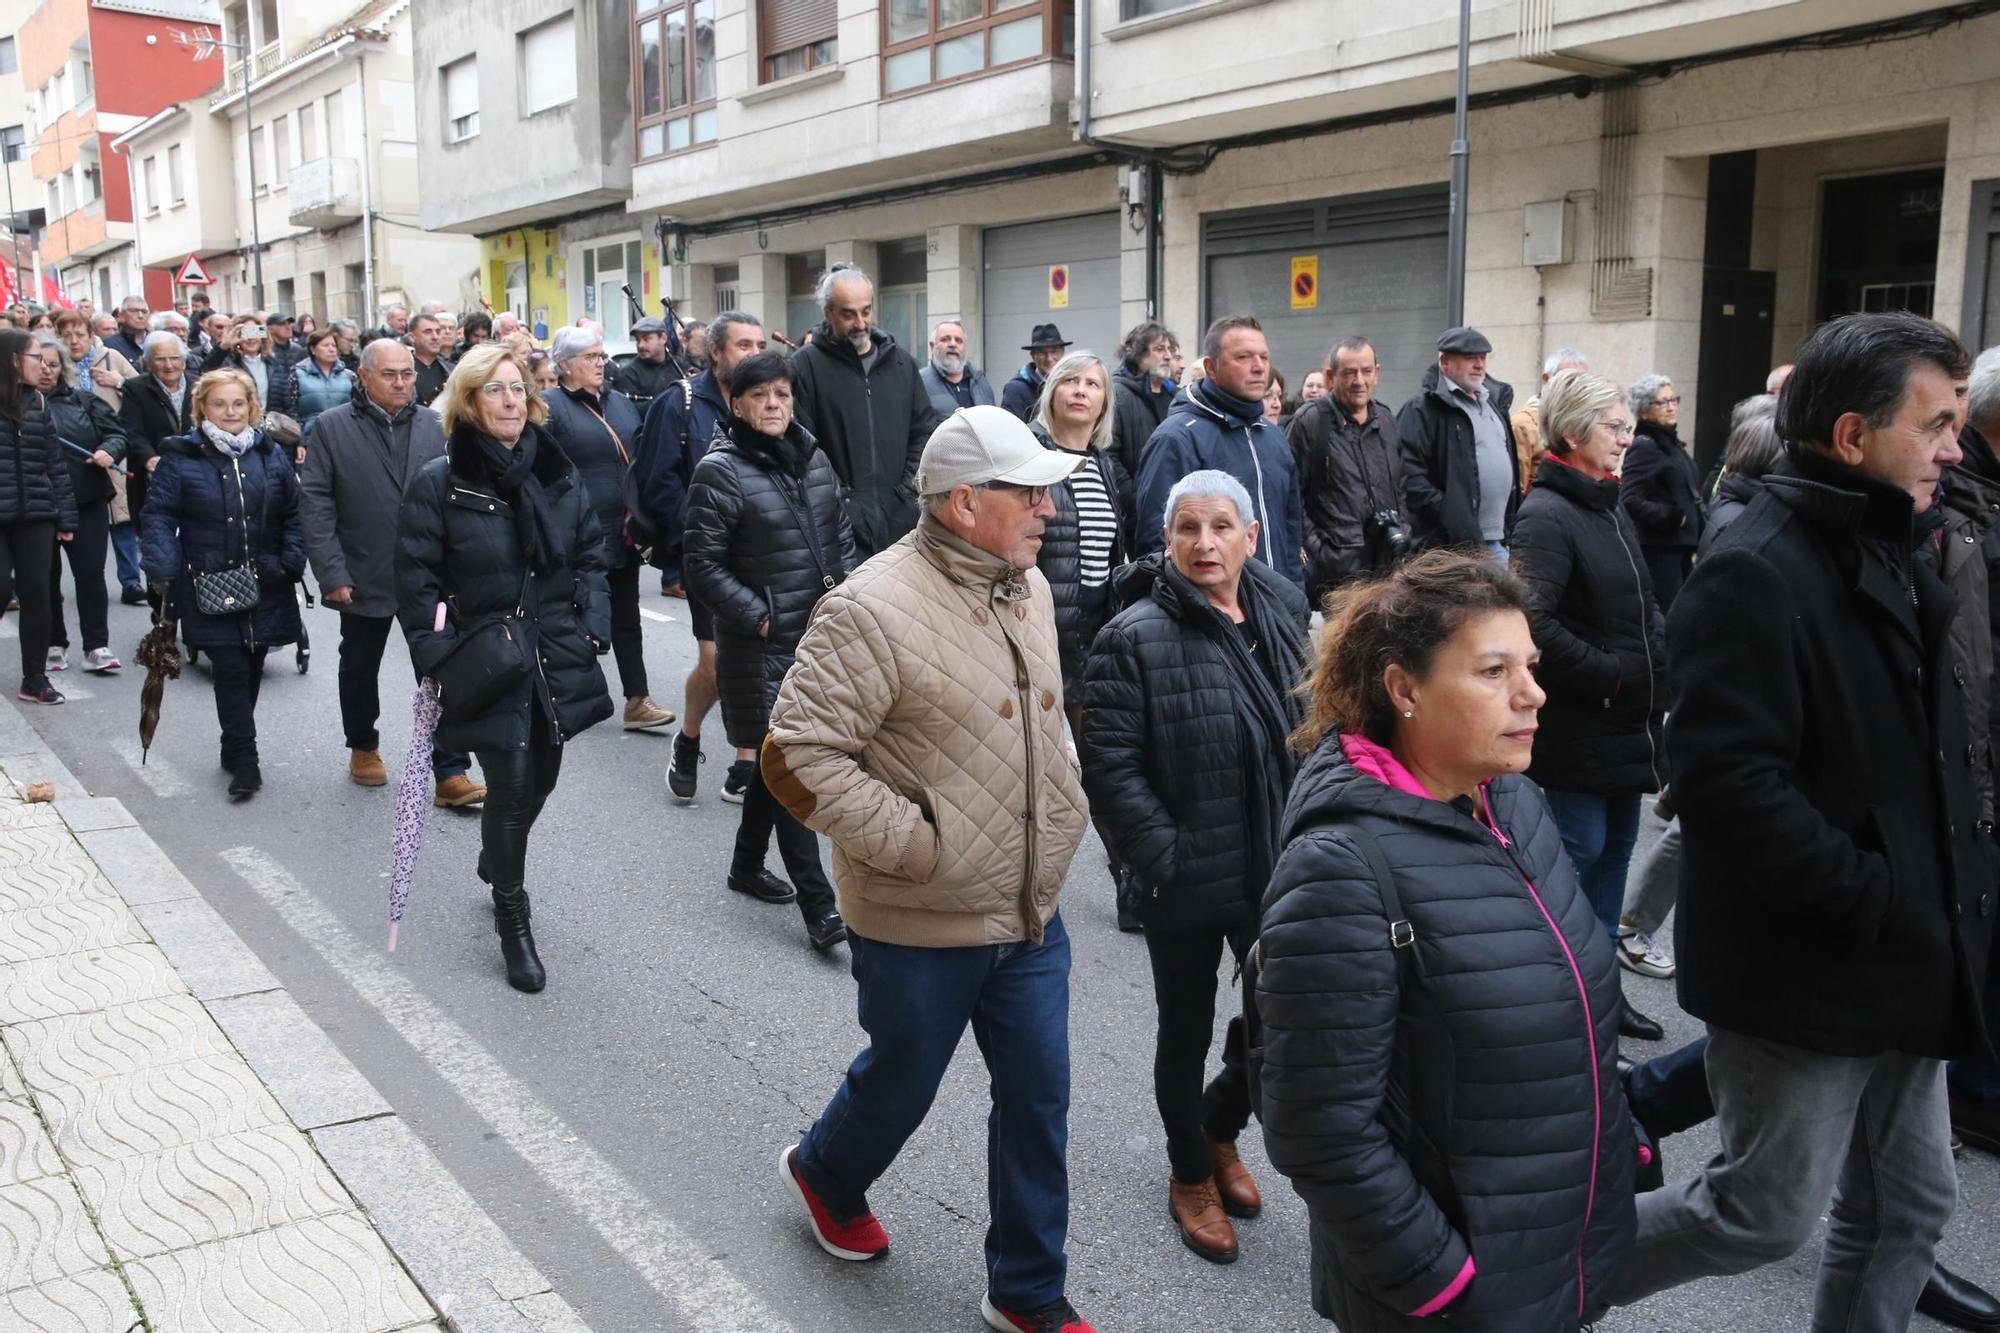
[0,688,593,1333]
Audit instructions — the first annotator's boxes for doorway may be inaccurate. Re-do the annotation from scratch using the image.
[1816,168,1943,321]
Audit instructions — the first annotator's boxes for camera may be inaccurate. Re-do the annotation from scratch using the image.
[1365,509,1413,565]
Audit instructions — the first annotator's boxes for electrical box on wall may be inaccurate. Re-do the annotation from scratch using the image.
[1523,199,1572,267]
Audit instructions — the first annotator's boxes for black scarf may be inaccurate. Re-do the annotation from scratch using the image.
[1193,378,1268,428]
[472,426,567,576]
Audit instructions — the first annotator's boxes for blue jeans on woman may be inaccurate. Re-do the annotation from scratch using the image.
[1540,789,1642,939]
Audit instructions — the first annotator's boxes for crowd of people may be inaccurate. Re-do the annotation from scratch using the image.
[0,265,1996,1333]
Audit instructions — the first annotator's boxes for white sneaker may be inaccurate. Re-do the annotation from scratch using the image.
[45,647,66,672]
[1618,928,1676,979]
[83,648,121,673]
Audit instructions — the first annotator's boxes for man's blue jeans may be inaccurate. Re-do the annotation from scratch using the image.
[1542,789,1642,939]
[797,913,1072,1311]
[109,521,142,592]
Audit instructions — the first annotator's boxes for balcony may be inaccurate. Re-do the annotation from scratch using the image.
[288,156,361,228]
[223,42,284,94]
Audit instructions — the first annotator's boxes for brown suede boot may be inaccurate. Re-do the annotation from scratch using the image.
[1168,1177,1238,1264]
[1209,1138,1263,1219]
[349,749,387,787]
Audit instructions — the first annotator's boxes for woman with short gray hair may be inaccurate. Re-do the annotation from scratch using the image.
[539,325,676,733]
[1620,372,1702,609]
[1701,395,1781,551]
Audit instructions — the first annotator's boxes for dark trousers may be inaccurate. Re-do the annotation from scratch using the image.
[730,755,837,923]
[474,713,564,890]
[0,520,57,688]
[49,501,111,653]
[1143,916,1257,1183]
[608,559,648,700]
[797,914,1073,1312]
[1542,789,1643,939]
[1643,546,1693,613]
[206,645,269,766]
[1627,1036,1716,1142]
[336,612,470,778]
[110,520,143,592]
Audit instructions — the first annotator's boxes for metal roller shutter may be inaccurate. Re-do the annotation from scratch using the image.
[1203,185,1449,410]
[982,212,1122,381]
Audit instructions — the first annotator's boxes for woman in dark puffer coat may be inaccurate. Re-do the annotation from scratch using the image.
[141,368,305,797]
[36,340,128,674]
[685,351,853,952]
[1027,351,1129,707]
[1258,550,1637,1333]
[0,328,78,704]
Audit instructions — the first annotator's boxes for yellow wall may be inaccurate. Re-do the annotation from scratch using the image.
[480,228,569,342]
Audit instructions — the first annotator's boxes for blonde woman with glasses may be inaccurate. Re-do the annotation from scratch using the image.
[395,343,614,993]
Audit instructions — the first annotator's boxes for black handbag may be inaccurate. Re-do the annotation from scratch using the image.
[191,564,261,616]
[430,573,534,723]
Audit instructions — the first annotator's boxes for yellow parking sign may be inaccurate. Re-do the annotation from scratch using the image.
[1290,255,1319,310]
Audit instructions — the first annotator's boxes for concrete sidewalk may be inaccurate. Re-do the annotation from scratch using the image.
[0,698,591,1333]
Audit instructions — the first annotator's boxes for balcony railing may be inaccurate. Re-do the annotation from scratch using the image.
[223,41,284,93]
[288,156,361,228]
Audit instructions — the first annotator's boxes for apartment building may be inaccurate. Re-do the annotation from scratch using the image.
[0,8,45,300]
[412,0,655,348]
[112,0,477,323]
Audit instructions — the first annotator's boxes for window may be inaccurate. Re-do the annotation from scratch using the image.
[441,57,479,142]
[760,0,837,82]
[1120,0,1197,13]
[579,239,644,346]
[298,103,317,160]
[255,0,280,49]
[634,1,716,160]
[323,91,344,155]
[247,124,266,195]
[166,144,185,203]
[0,126,23,165]
[271,114,290,184]
[520,15,578,115]
[142,156,159,214]
[0,37,16,76]
[75,56,92,105]
[784,249,825,343]
[881,0,1071,95]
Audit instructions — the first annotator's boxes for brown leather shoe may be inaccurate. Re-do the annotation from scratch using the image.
[349,749,387,787]
[1209,1138,1262,1219]
[1168,1177,1238,1264]
[434,774,487,808]
[660,583,687,599]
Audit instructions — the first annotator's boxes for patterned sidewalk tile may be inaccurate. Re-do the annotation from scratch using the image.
[0,943,188,1024]
[0,1049,22,1099]
[5,994,237,1093]
[76,1123,351,1260]
[0,1265,140,1332]
[0,1175,110,1291]
[0,832,115,910]
[124,1210,433,1333]
[39,1054,286,1167]
[0,1098,62,1186]
[0,898,149,965]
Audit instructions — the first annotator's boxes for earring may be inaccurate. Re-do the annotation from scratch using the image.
[1402,710,1414,718]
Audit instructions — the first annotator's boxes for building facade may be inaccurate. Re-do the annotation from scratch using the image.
[0,3,47,302]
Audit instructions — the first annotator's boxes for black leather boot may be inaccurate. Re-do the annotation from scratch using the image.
[491,885,545,993]
[1920,1263,2000,1332]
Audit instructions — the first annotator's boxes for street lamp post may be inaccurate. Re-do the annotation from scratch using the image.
[1444,0,1471,326]
[153,28,263,309]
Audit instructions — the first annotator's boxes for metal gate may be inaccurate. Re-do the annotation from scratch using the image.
[982,212,1122,382]
[1203,185,1449,410]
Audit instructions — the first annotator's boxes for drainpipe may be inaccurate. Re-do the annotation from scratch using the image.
[356,51,376,323]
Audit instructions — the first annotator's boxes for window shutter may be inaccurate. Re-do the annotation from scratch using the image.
[761,0,837,58]
[443,59,477,124]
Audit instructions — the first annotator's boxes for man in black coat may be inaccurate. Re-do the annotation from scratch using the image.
[610,317,679,416]
[789,266,937,559]
[1111,321,1177,478]
[104,297,149,366]
[1396,327,1520,555]
[1611,312,1990,1329]
[1082,468,1307,1267]
[1286,335,1405,608]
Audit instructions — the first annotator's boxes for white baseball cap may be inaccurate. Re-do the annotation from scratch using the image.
[916,405,1086,496]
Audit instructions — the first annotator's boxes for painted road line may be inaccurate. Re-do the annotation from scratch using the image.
[639,608,675,624]
[110,734,189,798]
[218,847,794,1333]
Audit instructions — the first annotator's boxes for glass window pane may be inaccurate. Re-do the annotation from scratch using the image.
[666,9,687,107]
[887,0,928,43]
[639,122,665,157]
[627,241,642,280]
[935,31,982,79]
[883,46,929,92]
[939,0,980,26]
[693,107,718,142]
[993,0,1036,9]
[668,116,691,150]
[990,14,1040,63]
[640,18,663,118]
[767,47,806,81]
[812,37,837,64]
[693,0,716,101]
[583,248,596,286]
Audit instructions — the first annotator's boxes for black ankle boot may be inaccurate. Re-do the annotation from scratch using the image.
[491,885,545,993]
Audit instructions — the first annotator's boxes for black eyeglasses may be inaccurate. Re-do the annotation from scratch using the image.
[979,481,1050,506]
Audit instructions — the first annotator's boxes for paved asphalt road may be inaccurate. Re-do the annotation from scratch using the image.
[10,589,1998,1332]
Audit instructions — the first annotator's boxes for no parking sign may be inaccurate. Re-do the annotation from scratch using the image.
[1048,265,1070,310]
[1291,255,1319,310]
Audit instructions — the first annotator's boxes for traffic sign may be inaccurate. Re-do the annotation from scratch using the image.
[1048,265,1069,310]
[1290,255,1318,310]
[175,253,213,286]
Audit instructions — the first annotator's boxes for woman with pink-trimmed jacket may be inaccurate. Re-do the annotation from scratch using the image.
[1256,549,1637,1332]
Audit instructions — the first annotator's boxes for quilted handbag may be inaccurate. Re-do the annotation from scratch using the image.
[191,563,261,616]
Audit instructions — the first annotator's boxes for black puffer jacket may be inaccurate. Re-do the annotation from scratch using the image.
[0,392,78,531]
[1621,419,1703,551]
[141,430,304,650]
[684,417,854,750]
[1258,734,1636,1332]
[395,424,614,754]
[1030,427,1129,698]
[1700,471,1763,555]
[541,384,643,570]
[46,380,127,508]
[789,324,937,559]
[1512,458,1667,795]
[1082,554,1308,930]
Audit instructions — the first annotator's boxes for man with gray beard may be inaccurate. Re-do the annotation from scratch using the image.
[919,319,996,420]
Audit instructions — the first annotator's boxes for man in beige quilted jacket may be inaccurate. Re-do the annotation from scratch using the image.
[764,404,1100,1333]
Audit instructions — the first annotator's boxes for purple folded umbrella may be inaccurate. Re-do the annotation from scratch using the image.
[388,678,444,952]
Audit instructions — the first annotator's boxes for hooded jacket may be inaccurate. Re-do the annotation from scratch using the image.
[1286,393,1405,604]
[1082,553,1307,931]
[1667,449,1993,1059]
[0,391,79,532]
[1000,362,1045,422]
[141,429,304,650]
[1621,419,1704,551]
[1260,733,1636,1332]
[633,367,728,561]
[684,417,855,749]
[1395,364,1520,550]
[1511,457,1668,795]
[764,514,1090,949]
[1134,378,1307,590]
[790,324,938,559]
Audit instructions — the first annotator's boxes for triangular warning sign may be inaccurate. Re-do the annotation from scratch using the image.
[175,253,213,286]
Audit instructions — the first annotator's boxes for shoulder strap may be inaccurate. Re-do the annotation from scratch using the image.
[1244,822,1415,992]
[681,380,695,457]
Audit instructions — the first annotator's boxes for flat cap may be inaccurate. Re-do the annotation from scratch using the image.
[631,317,667,334]
[1436,326,1492,355]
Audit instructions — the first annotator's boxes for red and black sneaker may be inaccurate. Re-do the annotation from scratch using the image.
[982,1294,1097,1332]
[780,1144,889,1262]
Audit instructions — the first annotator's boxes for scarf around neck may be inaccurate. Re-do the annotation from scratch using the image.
[74,349,94,395]
[201,421,258,458]
[471,426,567,577]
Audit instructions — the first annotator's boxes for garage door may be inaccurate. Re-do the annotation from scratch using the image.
[1204,185,1449,410]
[983,212,1122,381]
